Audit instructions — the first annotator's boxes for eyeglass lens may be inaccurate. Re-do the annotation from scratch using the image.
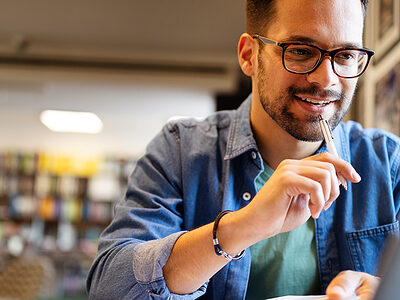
[283,45,369,77]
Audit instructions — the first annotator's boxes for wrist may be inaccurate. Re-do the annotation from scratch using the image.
[212,210,246,261]
[240,194,287,239]
[215,207,265,253]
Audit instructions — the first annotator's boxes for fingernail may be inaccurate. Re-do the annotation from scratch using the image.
[352,171,361,181]
[324,201,333,211]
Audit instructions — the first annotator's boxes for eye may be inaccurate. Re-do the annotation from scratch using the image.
[287,47,313,56]
[335,50,357,64]
[285,45,318,61]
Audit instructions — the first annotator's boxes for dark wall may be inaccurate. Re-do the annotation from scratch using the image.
[216,73,252,111]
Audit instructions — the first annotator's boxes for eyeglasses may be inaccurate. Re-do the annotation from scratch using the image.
[253,34,375,79]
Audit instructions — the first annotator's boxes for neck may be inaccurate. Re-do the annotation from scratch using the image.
[250,95,322,170]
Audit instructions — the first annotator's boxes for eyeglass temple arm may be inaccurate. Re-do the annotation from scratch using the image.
[252,35,278,45]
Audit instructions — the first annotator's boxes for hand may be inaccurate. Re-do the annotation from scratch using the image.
[241,152,361,239]
[326,270,380,300]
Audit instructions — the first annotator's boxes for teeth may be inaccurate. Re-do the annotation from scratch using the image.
[301,98,331,106]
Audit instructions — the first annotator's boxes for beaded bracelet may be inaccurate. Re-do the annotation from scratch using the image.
[212,210,246,261]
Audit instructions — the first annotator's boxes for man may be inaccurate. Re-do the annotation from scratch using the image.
[87,0,400,299]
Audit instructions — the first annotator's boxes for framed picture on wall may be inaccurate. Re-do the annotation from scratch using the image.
[362,42,400,134]
[365,0,400,62]
[374,61,400,135]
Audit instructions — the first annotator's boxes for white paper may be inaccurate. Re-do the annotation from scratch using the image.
[266,296,328,300]
[266,295,360,300]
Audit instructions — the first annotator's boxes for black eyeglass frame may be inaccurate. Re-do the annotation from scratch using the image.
[252,34,375,79]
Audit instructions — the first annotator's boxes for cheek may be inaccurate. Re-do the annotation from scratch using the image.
[257,51,287,80]
[257,64,293,94]
[342,79,358,98]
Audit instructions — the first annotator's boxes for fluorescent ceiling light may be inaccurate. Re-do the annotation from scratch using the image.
[40,110,103,134]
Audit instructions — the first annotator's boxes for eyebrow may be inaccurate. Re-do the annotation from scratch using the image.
[279,35,363,49]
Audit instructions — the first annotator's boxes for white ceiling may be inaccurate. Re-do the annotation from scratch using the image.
[0,1,245,62]
[0,1,247,158]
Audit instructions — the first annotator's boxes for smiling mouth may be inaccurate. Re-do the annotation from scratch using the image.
[296,96,333,107]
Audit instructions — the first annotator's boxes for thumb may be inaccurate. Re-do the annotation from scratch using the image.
[326,270,379,300]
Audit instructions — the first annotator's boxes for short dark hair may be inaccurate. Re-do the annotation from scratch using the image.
[246,0,369,35]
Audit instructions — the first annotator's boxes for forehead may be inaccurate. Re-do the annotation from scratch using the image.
[267,0,364,48]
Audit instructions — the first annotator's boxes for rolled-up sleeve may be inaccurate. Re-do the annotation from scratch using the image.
[87,231,207,299]
[86,123,208,299]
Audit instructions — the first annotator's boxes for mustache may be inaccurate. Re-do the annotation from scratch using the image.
[288,85,345,100]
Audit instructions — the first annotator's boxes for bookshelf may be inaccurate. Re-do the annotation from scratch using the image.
[0,151,135,299]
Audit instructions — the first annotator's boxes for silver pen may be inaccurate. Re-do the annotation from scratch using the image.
[318,115,348,190]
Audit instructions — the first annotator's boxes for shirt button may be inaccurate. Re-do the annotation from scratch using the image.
[242,192,252,201]
[251,151,257,160]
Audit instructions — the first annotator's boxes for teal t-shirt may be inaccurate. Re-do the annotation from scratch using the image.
[245,162,321,299]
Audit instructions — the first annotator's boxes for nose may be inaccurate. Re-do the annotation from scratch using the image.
[306,56,339,88]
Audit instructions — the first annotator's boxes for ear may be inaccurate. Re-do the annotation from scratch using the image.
[238,33,258,77]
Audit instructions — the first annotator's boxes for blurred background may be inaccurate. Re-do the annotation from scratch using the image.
[0,1,398,299]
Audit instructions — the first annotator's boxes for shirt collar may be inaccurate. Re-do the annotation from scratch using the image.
[224,94,258,160]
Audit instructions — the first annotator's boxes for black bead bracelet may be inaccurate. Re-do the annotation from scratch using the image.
[212,210,246,261]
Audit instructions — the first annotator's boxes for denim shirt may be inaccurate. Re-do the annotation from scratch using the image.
[87,95,400,300]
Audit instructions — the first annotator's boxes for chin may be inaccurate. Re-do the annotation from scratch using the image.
[285,123,324,142]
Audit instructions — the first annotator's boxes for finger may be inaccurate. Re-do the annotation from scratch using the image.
[326,271,379,300]
[307,160,340,202]
[327,271,361,300]
[294,159,340,203]
[307,153,361,183]
[356,275,380,300]
[285,172,325,218]
[323,165,340,210]
[286,160,343,207]
[292,165,332,203]
[277,159,344,214]
[317,161,340,205]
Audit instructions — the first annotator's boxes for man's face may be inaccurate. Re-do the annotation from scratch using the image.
[254,0,364,141]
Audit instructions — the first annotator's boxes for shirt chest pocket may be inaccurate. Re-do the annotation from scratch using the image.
[346,221,399,274]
